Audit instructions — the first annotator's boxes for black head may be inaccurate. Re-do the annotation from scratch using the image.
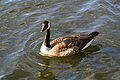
[41,21,50,32]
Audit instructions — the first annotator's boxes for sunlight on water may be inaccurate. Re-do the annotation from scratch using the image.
[0,0,120,80]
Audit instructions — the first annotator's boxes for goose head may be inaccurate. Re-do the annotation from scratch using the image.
[41,21,50,32]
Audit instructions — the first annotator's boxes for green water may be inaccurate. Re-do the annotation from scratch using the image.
[0,0,120,80]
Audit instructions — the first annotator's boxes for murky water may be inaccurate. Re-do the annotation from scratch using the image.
[0,0,120,80]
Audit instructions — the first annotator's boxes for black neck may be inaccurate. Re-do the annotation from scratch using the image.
[43,28,51,47]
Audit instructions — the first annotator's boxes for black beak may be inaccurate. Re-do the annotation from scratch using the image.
[41,25,45,32]
[41,28,44,32]
[40,21,50,32]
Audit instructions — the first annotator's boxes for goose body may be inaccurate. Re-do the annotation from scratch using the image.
[40,21,99,57]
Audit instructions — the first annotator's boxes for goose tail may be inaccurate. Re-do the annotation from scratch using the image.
[89,31,99,38]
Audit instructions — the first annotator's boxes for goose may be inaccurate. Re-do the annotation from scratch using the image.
[40,21,99,57]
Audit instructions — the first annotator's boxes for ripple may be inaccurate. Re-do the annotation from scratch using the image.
[0,0,120,79]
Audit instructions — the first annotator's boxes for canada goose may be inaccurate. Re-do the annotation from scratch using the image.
[40,21,99,57]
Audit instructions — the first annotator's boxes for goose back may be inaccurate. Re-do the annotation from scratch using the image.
[43,35,94,57]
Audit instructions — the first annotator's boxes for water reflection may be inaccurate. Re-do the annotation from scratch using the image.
[19,46,100,79]
[0,0,120,79]
[37,67,56,80]
[1,44,100,80]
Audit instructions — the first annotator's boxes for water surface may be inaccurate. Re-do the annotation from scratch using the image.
[0,0,120,80]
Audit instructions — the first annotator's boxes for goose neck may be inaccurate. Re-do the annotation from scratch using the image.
[44,28,51,47]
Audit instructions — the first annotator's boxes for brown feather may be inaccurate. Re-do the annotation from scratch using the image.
[50,34,91,45]
[40,21,99,57]
[47,34,93,57]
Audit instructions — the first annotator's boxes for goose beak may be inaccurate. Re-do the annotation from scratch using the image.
[41,24,45,32]
[41,27,44,32]
[40,21,50,32]
[40,30,43,33]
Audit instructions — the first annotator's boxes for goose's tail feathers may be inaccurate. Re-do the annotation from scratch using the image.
[89,31,99,38]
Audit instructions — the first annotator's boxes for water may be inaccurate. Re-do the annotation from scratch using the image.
[0,0,120,80]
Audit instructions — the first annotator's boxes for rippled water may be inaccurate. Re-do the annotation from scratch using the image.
[0,0,120,80]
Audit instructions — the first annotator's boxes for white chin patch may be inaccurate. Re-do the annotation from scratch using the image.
[48,23,51,29]
[40,44,51,53]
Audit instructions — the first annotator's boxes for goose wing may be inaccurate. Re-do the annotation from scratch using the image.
[50,34,90,46]
[49,35,92,56]
[50,36,73,45]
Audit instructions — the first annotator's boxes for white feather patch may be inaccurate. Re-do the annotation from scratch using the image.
[40,44,51,53]
[82,40,93,50]
[48,23,51,29]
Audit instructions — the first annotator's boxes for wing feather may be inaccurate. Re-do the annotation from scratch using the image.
[50,34,91,45]
[49,35,92,56]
